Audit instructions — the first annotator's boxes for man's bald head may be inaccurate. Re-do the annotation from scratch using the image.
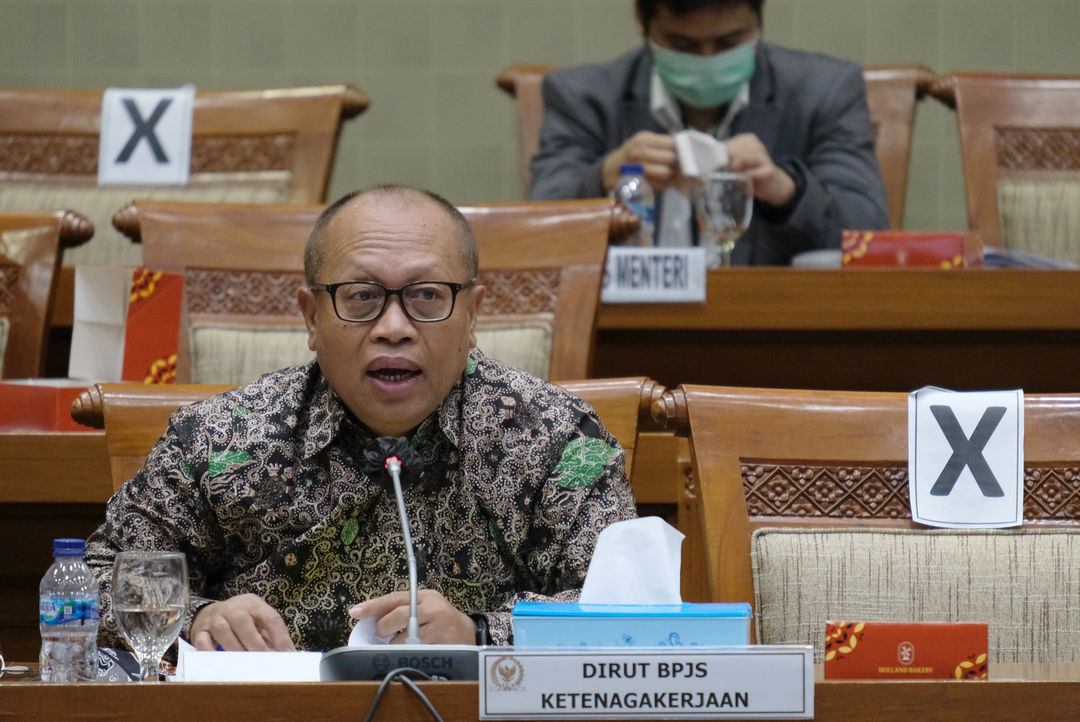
[304,184,479,285]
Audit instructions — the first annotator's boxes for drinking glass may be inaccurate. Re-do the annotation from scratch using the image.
[692,171,754,268]
[112,551,188,682]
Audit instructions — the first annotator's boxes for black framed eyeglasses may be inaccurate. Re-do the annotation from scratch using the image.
[312,279,475,323]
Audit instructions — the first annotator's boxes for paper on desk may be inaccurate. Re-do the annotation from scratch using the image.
[673,129,729,179]
[580,516,684,604]
[174,638,321,682]
[348,616,395,646]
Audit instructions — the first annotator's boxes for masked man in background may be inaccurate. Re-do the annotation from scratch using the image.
[529,0,889,265]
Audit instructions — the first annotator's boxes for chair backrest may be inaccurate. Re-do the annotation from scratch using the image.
[496,63,559,194]
[862,65,936,229]
[114,196,614,383]
[0,210,93,378]
[654,384,1080,661]
[496,62,932,228]
[72,377,662,495]
[0,85,369,268]
[941,71,1080,260]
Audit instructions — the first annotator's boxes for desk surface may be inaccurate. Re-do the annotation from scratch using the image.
[2,663,1079,721]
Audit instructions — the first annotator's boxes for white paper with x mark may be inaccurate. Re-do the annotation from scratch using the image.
[908,387,1024,528]
[98,85,194,185]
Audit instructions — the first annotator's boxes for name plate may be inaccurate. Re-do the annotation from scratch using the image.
[601,247,707,303]
[479,646,813,720]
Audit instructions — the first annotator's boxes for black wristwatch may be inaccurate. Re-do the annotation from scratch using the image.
[471,613,489,646]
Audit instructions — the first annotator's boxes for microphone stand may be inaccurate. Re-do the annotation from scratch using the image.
[386,455,420,645]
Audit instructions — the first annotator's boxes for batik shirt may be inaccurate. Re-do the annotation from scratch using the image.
[86,349,636,650]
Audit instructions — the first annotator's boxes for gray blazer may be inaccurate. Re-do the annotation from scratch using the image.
[529,43,889,265]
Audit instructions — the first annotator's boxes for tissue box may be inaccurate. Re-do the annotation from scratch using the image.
[512,602,752,648]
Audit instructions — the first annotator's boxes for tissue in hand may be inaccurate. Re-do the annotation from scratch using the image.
[513,517,751,647]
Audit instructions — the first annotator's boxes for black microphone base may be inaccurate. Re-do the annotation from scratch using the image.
[320,644,480,681]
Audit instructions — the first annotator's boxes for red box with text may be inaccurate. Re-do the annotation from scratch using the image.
[823,621,988,680]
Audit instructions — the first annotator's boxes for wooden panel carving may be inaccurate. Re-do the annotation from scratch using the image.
[0,135,98,174]
[478,269,560,315]
[186,268,304,317]
[188,134,295,173]
[742,461,1080,521]
[742,461,911,519]
[995,128,1080,172]
[0,133,295,174]
[0,266,18,308]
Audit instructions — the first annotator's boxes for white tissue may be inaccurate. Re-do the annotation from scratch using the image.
[580,517,684,604]
[348,616,395,646]
[673,129,730,179]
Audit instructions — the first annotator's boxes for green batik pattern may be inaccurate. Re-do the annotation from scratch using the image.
[233,405,251,417]
[552,437,618,489]
[208,450,252,477]
[465,357,478,375]
[340,517,359,546]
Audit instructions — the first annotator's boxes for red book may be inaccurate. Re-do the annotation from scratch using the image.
[121,269,183,384]
[824,621,988,680]
[842,231,984,268]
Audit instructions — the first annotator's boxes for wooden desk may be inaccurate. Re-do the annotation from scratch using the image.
[595,269,1080,392]
[0,432,111,660]
[2,663,1079,720]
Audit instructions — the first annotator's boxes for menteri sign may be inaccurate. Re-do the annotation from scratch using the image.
[478,646,813,720]
[601,247,707,304]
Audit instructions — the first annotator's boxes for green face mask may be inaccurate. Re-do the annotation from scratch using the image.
[651,38,757,109]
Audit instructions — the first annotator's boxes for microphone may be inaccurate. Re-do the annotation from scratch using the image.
[362,437,424,644]
[321,437,479,681]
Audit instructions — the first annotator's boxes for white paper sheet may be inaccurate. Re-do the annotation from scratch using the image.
[174,638,321,682]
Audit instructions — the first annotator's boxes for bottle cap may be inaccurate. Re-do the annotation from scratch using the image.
[619,163,645,176]
[53,538,86,556]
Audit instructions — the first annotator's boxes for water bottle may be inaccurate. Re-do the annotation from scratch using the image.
[613,163,655,246]
[39,538,99,682]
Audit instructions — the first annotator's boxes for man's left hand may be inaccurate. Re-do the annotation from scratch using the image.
[725,133,796,208]
[349,590,476,645]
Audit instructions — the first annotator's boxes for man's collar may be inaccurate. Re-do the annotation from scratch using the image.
[301,352,481,459]
[649,73,749,138]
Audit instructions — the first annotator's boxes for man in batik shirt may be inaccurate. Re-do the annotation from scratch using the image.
[86,185,636,651]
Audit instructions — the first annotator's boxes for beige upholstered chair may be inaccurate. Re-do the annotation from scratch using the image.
[496,62,934,229]
[935,72,1080,262]
[654,384,1080,662]
[113,196,614,384]
[0,210,93,378]
[0,85,368,327]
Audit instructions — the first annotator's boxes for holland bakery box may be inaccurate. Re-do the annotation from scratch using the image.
[512,602,752,647]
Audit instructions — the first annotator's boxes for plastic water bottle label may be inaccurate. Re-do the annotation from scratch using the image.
[627,202,655,225]
[39,596,99,625]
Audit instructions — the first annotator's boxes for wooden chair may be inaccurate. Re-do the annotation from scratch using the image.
[0,210,93,378]
[0,85,369,326]
[112,196,615,383]
[933,72,1080,261]
[654,384,1080,662]
[862,65,938,229]
[71,377,663,491]
[496,62,935,229]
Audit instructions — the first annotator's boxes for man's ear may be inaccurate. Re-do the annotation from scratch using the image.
[465,284,485,349]
[297,286,318,352]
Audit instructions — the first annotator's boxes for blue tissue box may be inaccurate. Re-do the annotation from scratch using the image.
[512,602,752,648]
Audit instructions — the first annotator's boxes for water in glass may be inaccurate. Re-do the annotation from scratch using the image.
[112,552,188,681]
[693,171,754,268]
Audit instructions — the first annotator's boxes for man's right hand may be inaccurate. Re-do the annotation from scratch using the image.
[190,593,296,651]
[602,131,679,193]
